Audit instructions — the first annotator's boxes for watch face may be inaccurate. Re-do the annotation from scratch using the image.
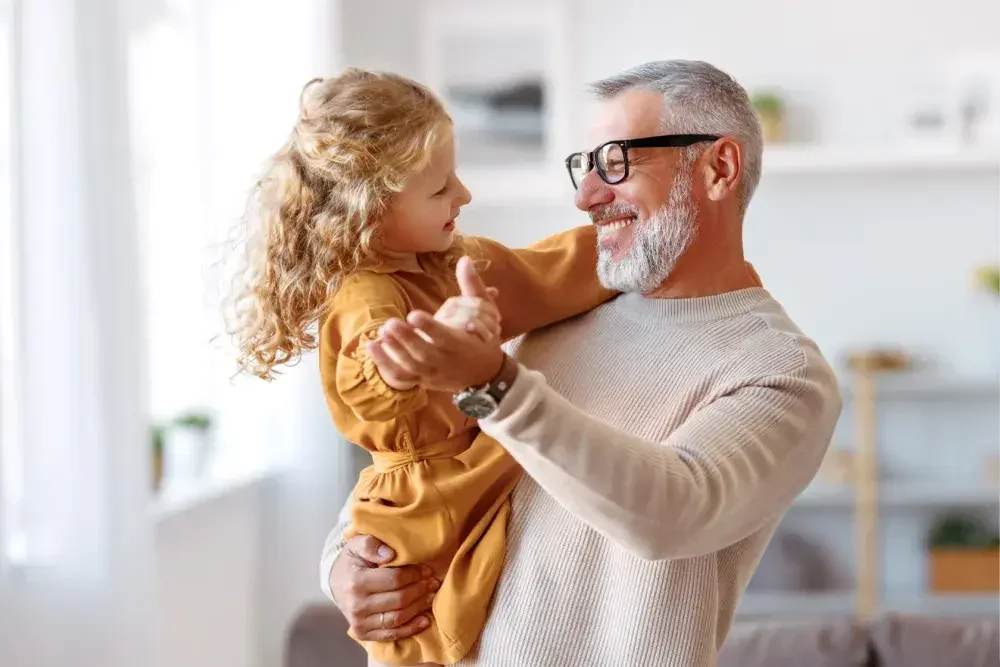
[457,392,498,419]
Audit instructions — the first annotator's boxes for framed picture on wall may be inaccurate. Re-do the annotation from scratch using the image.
[420,2,572,173]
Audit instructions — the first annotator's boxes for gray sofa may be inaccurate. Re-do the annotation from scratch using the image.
[285,603,999,666]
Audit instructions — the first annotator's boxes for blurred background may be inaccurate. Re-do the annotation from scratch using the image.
[0,0,997,666]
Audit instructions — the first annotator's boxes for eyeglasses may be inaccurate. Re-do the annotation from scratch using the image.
[564,133,720,190]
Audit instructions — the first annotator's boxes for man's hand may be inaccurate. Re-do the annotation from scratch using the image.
[331,535,439,641]
[369,347,420,392]
[366,257,505,393]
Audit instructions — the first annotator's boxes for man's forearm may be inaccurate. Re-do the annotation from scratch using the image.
[319,497,352,604]
[480,363,841,560]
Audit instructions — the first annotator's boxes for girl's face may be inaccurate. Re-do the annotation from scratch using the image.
[380,126,472,255]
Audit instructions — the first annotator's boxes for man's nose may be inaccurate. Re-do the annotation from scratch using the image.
[574,169,613,212]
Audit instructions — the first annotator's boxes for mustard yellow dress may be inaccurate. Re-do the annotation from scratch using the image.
[318,225,615,665]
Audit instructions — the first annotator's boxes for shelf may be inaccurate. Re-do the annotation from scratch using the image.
[794,482,999,509]
[762,144,1000,175]
[150,460,277,521]
[838,375,998,400]
[737,591,999,618]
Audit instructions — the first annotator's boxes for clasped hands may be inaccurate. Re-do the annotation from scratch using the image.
[366,257,505,394]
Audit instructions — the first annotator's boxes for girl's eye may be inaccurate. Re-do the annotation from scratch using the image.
[434,186,448,196]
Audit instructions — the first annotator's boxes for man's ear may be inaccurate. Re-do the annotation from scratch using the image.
[700,137,742,203]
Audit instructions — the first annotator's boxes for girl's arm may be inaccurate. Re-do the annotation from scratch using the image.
[320,273,427,422]
[471,225,617,340]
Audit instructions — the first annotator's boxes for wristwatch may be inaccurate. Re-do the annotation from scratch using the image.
[452,353,519,419]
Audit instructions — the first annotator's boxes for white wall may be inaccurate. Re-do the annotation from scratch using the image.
[156,491,262,667]
[575,0,1000,145]
[256,363,360,667]
[344,0,1000,147]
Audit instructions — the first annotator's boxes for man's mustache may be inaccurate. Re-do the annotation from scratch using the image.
[590,202,640,226]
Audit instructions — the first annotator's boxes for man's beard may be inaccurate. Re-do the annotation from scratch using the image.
[595,168,697,293]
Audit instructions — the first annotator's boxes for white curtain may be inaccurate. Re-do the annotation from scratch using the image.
[0,0,154,666]
[1,0,349,664]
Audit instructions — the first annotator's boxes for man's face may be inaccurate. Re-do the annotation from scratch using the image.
[574,89,699,293]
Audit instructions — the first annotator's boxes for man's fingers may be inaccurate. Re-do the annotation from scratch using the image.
[354,613,431,643]
[358,577,438,617]
[340,564,434,614]
[344,534,395,566]
[379,334,429,376]
[456,256,492,301]
[366,340,418,381]
[354,582,436,633]
[365,593,433,633]
[382,320,438,364]
[406,310,458,343]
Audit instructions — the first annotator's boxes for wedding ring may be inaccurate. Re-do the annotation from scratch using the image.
[379,612,386,629]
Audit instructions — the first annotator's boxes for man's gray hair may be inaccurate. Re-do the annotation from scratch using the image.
[590,60,763,209]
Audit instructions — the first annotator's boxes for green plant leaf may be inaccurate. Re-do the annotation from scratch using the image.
[174,411,213,430]
[751,91,784,116]
[927,513,995,548]
[151,424,165,454]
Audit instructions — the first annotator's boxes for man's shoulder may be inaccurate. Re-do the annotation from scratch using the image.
[734,293,840,392]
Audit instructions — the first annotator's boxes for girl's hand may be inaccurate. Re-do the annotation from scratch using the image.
[371,287,499,391]
[433,289,501,343]
[365,258,505,393]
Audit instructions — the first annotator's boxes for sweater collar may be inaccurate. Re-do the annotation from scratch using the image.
[612,287,773,325]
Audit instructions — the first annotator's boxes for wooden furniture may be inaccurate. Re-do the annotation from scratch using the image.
[845,350,913,621]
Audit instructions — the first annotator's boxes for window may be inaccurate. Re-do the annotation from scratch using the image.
[126,2,320,480]
[0,0,23,566]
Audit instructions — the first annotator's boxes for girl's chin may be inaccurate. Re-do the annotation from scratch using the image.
[424,230,457,253]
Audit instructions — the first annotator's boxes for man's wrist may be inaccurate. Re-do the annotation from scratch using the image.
[452,352,519,419]
[321,535,348,606]
[466,346,505,389]
[489,353,519,402]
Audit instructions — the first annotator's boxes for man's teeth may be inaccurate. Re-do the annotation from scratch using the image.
[603,218,635,231]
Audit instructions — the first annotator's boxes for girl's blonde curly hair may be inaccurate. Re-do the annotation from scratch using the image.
[223,68,460,380]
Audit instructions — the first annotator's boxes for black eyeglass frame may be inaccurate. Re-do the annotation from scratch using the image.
[564,133,720,189]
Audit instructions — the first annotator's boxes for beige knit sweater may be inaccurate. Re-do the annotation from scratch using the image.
[321,288,842,666]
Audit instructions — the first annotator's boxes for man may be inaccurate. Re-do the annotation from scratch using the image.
[321,60,842,666]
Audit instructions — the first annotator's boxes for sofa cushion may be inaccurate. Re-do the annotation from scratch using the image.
[718,619,872,667]
[869,613,1000,667]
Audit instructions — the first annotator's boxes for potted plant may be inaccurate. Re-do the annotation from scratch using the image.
[973,264,1000,297]
[162,410,215,486]
[751,90,786,143]
[926,513,1000,592]
[151,423,165,492]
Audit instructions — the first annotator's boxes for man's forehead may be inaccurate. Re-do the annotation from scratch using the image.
[586,89,664,146]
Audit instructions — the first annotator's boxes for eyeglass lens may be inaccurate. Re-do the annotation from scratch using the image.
[569,143,628,188]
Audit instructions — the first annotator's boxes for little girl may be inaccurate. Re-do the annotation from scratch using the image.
[226,68,615,666]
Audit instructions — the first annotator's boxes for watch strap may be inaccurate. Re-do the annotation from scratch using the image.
[485,353,519,405]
